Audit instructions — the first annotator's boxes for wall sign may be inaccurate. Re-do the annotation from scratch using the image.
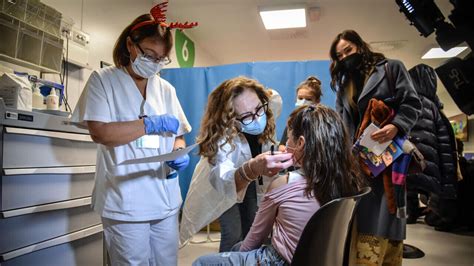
[175,30,195,68]
[449,113,469,141]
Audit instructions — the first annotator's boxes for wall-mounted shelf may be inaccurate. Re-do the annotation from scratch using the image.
[0,53,59,74]
[0,10,63,73]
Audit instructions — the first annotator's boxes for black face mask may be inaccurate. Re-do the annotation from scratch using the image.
[340,53,362,73]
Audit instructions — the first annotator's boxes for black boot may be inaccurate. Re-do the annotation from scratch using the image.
[407,190,420,224]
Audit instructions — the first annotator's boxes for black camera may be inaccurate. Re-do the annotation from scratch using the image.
[396,0,474,114]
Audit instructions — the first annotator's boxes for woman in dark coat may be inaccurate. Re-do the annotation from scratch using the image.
[329,30,421,265]
[407,64,458,227]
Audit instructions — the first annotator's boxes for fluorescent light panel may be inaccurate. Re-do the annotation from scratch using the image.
[422,46,468,59]
[259,8,306,30]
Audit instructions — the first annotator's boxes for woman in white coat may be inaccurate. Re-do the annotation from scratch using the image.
[72,3,196,265]
[180,77,294,251]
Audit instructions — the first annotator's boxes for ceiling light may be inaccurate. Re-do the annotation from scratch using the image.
[421,46,468,59]
[259,7,306,30]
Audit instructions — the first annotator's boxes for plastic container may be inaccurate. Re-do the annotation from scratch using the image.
[25,0,45,31]
[45,86,58,110]
[3,0,27,21]
[42,5,61,37]
[40,32,63,72]
[32,85,44,109]
[39,85,63,106]
[0,13,19,58]
[17,22,42,65]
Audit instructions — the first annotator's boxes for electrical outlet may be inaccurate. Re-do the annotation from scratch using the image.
[61,27,73,39]
[72,30,89,46]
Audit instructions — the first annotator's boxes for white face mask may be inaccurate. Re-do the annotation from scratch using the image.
[285,141,302,167]
[295,99,313,107]
[131,54,164,78]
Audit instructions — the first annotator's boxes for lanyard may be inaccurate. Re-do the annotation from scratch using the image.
[138,98,146,119]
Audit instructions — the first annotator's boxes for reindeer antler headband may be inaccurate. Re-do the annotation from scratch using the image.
[130,1,198,32]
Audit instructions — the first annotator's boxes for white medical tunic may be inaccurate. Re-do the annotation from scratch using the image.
[72,66,191,222]
[180,135,275,244]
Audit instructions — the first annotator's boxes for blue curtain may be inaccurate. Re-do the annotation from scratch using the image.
[161,60,334,199]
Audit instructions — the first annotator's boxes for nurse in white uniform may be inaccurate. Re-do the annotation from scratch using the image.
[72,3,196,265]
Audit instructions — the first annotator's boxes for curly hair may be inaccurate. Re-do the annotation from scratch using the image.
[197,76,276,165]
[297,76,323,102]
[287,104,364,205]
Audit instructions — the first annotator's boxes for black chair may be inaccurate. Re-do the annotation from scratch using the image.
[291,187,372,266]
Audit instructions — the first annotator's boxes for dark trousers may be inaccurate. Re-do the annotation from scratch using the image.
[218,181,258,252]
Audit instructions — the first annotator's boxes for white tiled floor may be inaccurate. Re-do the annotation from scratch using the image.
[178,223,474,266]
[404,222,474,266]
[178,233,220,266]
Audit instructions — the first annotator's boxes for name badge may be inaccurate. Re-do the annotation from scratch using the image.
[135,135,160,149]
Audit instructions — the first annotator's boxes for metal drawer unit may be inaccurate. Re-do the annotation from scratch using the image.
[1,226,103,265]
[2,127,97,168]
[1,166,95,210]
[0,99,102,265]
[0,203,101,254]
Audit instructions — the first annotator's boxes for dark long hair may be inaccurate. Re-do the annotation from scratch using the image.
[329,30,385,92]
[113,14,172,67]
[287,104,364,205]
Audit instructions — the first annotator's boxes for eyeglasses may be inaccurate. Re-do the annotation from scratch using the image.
[236,102,268,125]
[135,43,172,65]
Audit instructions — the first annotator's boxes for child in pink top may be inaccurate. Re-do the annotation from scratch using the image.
[240,170,319,263]
[193,104,363,265]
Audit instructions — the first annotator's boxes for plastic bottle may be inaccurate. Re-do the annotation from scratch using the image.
[32,86,45,109]
[46,88,59,110]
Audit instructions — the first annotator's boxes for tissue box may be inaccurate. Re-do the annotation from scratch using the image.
[0,73,32,111]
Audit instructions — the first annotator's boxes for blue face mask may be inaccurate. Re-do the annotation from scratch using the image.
[241,113,267,135]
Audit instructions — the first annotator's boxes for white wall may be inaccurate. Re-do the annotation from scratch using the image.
[45,0,218,66]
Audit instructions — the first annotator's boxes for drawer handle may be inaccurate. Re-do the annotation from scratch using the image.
[5,127,93,142]
[4,166,96,175]
[1,197,92,218]
[0,224,102,261]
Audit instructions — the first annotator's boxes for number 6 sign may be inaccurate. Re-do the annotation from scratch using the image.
[175,30,195,68]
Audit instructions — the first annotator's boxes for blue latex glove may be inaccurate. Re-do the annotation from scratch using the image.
[143,114,179,135]
[166,154,190,171]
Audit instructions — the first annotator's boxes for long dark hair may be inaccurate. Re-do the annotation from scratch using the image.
[329,30,385,92]
[113,14,172,67]
[287,104,364,205]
